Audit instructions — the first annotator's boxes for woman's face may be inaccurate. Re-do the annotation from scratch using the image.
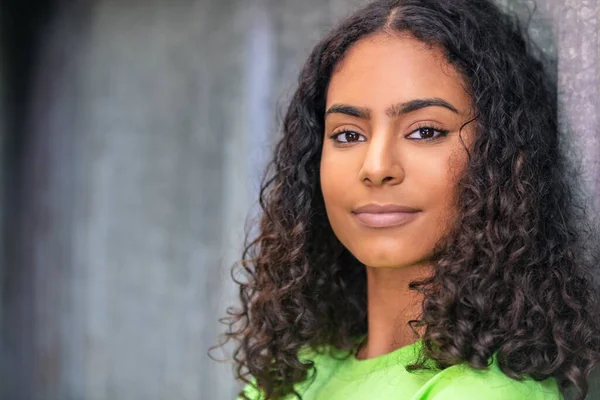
[320,32,475,269]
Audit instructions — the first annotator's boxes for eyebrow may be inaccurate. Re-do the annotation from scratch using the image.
[324,97,459,119]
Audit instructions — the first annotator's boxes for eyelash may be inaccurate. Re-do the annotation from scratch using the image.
[328,125,450,144]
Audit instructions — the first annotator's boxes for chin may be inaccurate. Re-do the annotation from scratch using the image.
[350,249,417,269]
[343,236,435,269]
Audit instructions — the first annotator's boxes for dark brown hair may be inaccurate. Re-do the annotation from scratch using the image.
[215,1,600,399]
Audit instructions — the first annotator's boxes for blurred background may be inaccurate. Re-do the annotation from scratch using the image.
[0,0,599,399]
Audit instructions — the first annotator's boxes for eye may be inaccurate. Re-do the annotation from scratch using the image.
[406,126,450,141]
[329,130,367,144]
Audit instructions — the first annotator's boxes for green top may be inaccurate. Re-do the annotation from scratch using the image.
[239,339,562,400]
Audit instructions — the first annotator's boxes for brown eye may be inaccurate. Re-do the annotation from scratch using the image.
[406,126,450,141]
[419,127,435,138]
[330,130,366,143]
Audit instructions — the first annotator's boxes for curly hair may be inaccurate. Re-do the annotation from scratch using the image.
[215,0,600,399]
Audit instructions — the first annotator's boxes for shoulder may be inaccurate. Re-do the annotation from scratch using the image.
[239,378,263,400]
[413,361,562,400]
[237,344,332,400]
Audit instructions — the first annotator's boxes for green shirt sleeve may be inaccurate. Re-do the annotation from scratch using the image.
[237,378,263,400]
[412,363,563,400]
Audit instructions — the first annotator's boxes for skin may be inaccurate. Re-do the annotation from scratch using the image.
[320,31,476,359]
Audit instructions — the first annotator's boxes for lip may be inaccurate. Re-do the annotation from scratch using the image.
[352,203,420,228]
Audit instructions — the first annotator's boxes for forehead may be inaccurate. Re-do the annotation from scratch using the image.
[326,32,471,112]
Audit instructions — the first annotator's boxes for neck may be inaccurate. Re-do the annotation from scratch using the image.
[356,263,432,360]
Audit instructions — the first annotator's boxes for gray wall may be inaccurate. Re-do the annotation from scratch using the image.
[0,0,598,399]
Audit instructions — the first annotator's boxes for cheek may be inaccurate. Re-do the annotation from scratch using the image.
[319,150,354,206]
[421,149,467,224]
[319,154,357,243]
[319,160,336,206]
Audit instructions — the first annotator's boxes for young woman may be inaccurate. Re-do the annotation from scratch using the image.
[219,0,600,399]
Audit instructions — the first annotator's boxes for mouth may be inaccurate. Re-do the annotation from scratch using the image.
[352,203,421,228]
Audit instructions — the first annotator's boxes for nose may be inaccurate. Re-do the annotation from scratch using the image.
[358,131,404,186]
